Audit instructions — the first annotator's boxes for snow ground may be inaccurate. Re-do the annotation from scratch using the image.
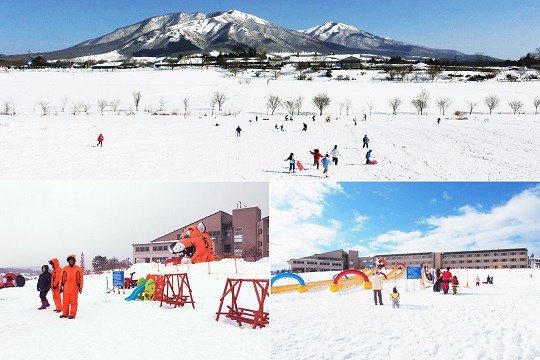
[1,259,269,360]
[271,268,540,360]
[0,68,538,180]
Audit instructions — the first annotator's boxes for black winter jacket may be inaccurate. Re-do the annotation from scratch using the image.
[37,272,51,292]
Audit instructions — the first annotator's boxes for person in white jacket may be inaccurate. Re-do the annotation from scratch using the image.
[371,270,384,305]
[330,145,341,165]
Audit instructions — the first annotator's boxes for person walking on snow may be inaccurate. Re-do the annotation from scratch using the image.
[310,149,323,169]
[475,275,480,286]
[321,154,331,177]
[441,267,452,294]
[97,133,104,147]
[371,270,384,305]
[330,145,341,165]
[451,275,459,295]
[37,264,51,310]
[362,135,369,149]
[365,149,373,164]
[60,255,84,319]
[235,126,242,137]
[390,287,400,308]
[49,258,63,313]
[302,123,307,131]
[285,153,296,173]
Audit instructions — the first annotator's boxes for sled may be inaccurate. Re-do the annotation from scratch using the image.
[296,160,304,171]
[433,278,443,292]
[368,160,378,165]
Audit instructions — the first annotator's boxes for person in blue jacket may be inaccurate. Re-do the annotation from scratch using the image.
[321,153,331,177]
[37,264,51,310]
[365,149,372,164]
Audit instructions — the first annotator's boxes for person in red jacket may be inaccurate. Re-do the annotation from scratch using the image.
[309,149,323,169]
[60,255,84,319]
[48,258,63,312]
[97,133,104,147]
[441,267,452,294]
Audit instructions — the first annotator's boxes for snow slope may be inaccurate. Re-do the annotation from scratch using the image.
[0,67,538,180]
[271,268,540,360]
[1,259,269,360]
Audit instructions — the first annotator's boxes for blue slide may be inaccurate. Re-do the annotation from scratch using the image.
[125,280,147,301]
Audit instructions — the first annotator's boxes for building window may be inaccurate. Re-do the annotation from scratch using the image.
[234,228,243,235]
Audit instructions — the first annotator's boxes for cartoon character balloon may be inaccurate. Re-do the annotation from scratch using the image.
[168,222,216,263]
[376,257,387,270]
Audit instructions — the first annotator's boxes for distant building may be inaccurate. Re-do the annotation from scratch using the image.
[132,207,268,263]
[286,248,530,272]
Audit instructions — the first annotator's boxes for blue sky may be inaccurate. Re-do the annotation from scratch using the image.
[1,0,538,59]
[271,182,540,270]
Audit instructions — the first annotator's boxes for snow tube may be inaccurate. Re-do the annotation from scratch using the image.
[15,275,25,287]
[433,277,443,292]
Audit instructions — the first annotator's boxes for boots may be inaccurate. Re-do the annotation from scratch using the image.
[38,301,46,310]
[45,300,51,308]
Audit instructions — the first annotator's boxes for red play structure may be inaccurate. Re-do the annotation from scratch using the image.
[159,273,195,309]
[215,278,269,329]
[0,273,26,289]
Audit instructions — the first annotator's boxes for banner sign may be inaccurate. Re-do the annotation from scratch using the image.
[406,266,422,279]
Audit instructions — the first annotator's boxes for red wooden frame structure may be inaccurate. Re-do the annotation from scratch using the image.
[159,273,195,309]
[215,278,269,329]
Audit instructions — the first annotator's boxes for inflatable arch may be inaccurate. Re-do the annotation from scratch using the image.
[271,273,307,293]
[330,270,369,292]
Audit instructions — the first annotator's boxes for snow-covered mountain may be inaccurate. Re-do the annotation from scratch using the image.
[12,10,475,60]
[300,21,467,59]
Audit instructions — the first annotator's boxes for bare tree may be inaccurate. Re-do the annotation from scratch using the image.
[70,102,80,115]
[411,89,430,115]
[312,93,331,115]
[211,91,227,111]
[389,97,402,115]
[367,101,374,115]
[466,101,478,115]
[133,91,142,111]
[158,96,166,112]
[436,97,452,115]
[345,99,352,115]
[283,100,296,116]
[110,99,121,113]
[183,98,188,116]
[266,95,281,115]
[338,101,345,115]
[533,98,540,114]
[508,100,523,114]
[3,101,12,115]
[60,96,69,113]
[37,100,50,116]
[243,246,263,262]
[97,99,108,115]
[80,101,91,114]
[427,65,442,81]
[484,95,500,114]
[295,96,303,115]
[271,69,281,80]
[229,62,240,77]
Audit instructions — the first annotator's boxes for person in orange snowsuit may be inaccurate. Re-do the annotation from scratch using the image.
[60,255,83,319]
[48,258,63,313]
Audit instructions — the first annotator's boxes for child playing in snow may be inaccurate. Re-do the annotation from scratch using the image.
[390,287,400,308]
[451,275,459,295]
[285,153,295,173]
[321,153,331,177]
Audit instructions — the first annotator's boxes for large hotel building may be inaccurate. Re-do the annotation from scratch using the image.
[132,206,269,263]
[287,248,531,273]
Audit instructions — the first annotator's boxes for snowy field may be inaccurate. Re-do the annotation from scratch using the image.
[1,259,269,360]
[0,67,538,180]
[271,268,540,360]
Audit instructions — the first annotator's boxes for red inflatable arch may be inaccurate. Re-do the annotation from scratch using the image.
[333,269,369,284]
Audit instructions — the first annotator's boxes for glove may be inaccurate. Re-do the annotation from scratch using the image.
[52,285,58,290]
[59,287,63,293]
[78,289,82,294]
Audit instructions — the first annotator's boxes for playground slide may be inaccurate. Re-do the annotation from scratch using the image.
[125,280,147,301]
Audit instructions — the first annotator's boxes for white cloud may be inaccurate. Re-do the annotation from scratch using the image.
[443,191,453,200]
[271,181,343,270]
[371,185,540,255]
[351,211,369,231]
[430,198,437,205]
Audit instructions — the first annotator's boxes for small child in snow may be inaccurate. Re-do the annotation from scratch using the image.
[390,287,400,308]
[475,275,480,286]
[451,275,459,295]
[97,133,104,147]
[285,153,295,173]
[321,154,331,177]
